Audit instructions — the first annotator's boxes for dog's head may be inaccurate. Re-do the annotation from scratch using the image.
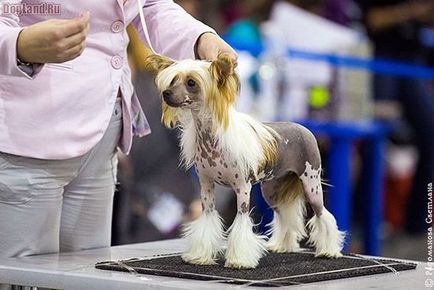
[145,53,239,129]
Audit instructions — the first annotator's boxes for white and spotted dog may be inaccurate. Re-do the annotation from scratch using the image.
[145,53,344,269]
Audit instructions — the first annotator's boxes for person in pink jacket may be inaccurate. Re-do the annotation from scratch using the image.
[0,0,236,258]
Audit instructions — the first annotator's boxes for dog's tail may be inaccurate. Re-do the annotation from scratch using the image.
[269,172,344,257]
[266,173,306,252]
[274,172,304,206]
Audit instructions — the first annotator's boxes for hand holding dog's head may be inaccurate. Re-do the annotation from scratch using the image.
[209,53,237,88]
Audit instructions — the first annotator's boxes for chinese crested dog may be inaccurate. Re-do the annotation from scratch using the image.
[145,53,344,269]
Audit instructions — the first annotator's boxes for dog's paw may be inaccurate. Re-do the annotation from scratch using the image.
[181,253,217,265]
[314,251,343,258]
[266,242,298,253]
[224,258,259,269]
[266,237,299,253]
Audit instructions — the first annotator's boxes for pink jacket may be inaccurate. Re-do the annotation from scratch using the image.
[0,0,213,159]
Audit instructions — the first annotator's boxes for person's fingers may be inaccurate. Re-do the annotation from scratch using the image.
[204,47,220,62]
[205,49,238,68]
[63,24,89,50]
[54,41,86,62]
[59,11,90,38]
[68,49,85,61]
[205,45,237,62]
[196,32,237,65]
[65,46,85,61]
[220,47,238,63]
[217,50,238,68]
[212,40,237,62]
[214,45,237,66]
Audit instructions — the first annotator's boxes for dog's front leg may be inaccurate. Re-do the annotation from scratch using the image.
[181,175,224,265]
[225,182,267,269]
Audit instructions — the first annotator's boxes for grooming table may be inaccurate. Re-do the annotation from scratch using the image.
[0,239,426,290]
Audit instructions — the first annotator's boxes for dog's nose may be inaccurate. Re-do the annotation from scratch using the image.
[162,90,172,99]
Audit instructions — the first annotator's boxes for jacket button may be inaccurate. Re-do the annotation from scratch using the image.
[111,20,124,33]
[111,55,123,70]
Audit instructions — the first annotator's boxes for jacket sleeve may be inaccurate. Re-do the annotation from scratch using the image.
[0,1,44,78]
[131,0,216,60]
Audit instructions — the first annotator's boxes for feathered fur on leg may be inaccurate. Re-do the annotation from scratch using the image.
[267,194,306,253]
[264,175,306,253]
[182,176,224,265]
[307,208,345,257]
[182,209,225,264]
[225,213,267,268]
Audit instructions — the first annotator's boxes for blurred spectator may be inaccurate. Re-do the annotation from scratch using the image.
[325,0,350,25]
[356,0,434,234]
[220,0,243,28]
[175,0,200,16]
[225,0,366,139]
[286,0,324,14]
[224,0,336,45]
[225,0,275,49]
[175,0,226,33]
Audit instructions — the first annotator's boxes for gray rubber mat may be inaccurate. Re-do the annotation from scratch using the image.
[95,251,417,287]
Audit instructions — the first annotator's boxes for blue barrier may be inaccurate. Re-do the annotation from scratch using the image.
[288,49,434,80]
[224,38,434,79]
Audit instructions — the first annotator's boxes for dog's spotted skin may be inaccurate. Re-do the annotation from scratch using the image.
[194,119,253,215]
[300,162,323,215]
[258,122,324,214]
[193,119,324,218]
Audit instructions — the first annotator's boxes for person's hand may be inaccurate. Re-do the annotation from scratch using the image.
[17,12,90,64]
[195,32,237,64]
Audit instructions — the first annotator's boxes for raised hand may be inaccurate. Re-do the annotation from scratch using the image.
[17,11,90,64]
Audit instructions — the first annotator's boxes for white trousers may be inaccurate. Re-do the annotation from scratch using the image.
[0,100,122,258]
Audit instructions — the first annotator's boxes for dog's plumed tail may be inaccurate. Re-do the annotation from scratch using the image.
[266,173,307,252]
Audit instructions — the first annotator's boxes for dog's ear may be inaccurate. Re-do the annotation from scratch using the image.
[144,54,175,74]
[209,53,236,88]
[207,53,239,129]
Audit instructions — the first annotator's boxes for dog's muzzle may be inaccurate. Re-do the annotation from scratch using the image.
[162,90,192,107]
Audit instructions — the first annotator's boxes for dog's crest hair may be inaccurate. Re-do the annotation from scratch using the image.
[151,53,279,178]
[208,54,239,129]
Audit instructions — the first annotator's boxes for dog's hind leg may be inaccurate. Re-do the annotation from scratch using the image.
[262,174,306,253]
[225,182,267,269]
[300,162,344,257]
[181,175,224,265]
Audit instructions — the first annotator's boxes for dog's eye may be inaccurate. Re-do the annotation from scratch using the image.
[187,79,196,87]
